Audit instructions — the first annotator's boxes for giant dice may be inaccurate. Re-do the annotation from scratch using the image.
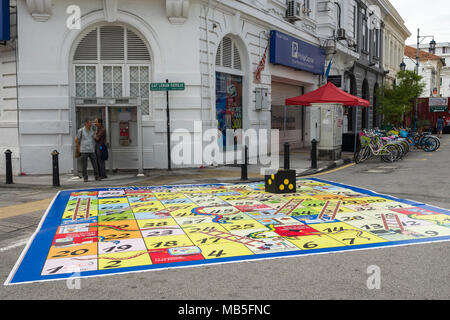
[265,169,296,194]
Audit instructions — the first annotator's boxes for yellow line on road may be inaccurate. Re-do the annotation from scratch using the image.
[0,198,53,220]
[302,163,355,178]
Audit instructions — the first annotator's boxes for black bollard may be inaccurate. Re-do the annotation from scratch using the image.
[52,150,60,187]
[5,149,13,184]
[241,145,248,181]
[311,139,318,169]
[284,142,290,170]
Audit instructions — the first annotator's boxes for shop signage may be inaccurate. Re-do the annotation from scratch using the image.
[0,0,10,41]
[429,97,448,112]
[327,75,342,87]
[269,30,326,75]
[150,82,185,91]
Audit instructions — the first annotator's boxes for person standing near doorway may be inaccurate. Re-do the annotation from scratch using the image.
[436,116,444,139]
[94,118,108,179]
[75,118,101,182]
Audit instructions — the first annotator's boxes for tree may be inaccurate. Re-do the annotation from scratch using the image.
[376,70,425,126]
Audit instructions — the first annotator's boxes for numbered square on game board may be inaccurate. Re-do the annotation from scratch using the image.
[47,242,97,260]
[149,246,204,264]
[41,255,97,275]
[141,226,186,238]
[198,242,254,259]
[144,234,195,250]
[98,238,147,255]
[98,251,152,270]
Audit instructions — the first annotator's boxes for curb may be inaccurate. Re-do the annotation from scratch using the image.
[296,158,353,177]
[0,159,354,189]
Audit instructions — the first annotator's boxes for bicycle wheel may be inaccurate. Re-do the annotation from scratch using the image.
[422,137,439,152]
[355,146,369,164]
[381,144,399,162]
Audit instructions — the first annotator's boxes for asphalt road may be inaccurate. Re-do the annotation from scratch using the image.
[0,136,449,300]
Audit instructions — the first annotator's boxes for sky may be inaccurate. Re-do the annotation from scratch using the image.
[390,0,450,45]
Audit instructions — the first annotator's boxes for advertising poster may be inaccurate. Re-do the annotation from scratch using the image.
[215,72,243,147]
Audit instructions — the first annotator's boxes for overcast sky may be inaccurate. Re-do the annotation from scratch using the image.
[390,0,450,45]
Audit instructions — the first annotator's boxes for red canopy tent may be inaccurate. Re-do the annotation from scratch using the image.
[285,82,369,107]
[284,82,369,154]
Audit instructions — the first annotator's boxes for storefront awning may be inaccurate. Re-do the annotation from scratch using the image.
[285,82,370,107]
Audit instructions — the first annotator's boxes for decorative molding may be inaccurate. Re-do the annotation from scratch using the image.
[103,0,119,22]
[25,0,53,22]
[166,0,189,24]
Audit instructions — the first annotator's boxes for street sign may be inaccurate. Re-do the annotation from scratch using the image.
[429,97,448,112]
[150,82,185,91]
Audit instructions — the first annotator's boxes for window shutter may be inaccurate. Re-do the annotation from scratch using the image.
[127,29,151,61]
[100,26,125,60]
[74,29,98,61]
[233,44,241,70]
[222,37,233,68]
[216,36,242,71]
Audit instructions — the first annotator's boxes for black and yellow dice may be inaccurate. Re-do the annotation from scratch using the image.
[265,169,296,194]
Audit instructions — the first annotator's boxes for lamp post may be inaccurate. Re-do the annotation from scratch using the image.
[413,28,435,131]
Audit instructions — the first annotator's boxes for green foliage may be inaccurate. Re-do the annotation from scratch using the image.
[376,70,425,125]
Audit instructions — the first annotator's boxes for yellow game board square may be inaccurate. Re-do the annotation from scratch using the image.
[98,198,128,205]
[144,234,194,249]
[47,242,97,260]
[221,219,267,232]
[285,234,345,250]
[309,222,387,245]
[404,224,450,237]
[137,218,178,229]
[98,250,152,270]
[408,214,450,226]
[198,242,254,259]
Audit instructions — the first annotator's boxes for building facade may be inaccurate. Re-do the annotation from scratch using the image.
[418,42,450,98]
[0,0,408,175]
[404,45,446,98]
[382,0,410,85]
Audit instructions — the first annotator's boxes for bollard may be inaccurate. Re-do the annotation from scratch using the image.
[284,142,290,170]
[5,149,13,184]
[52,150,60,187]
[311,139,318,169]
[241,145,248,181]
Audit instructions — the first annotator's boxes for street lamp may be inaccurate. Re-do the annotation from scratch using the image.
[399,60,406,71]
[413,29,435,131]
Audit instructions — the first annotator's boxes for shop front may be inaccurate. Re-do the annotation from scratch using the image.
[268,30,325,150]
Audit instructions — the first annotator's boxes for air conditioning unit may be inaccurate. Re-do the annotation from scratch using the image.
[336,28,346,41]
[286,0,303,21]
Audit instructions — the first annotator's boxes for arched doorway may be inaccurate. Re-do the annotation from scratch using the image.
[215,35,244,150]
[361,79,369,129]
[71,24,151,172]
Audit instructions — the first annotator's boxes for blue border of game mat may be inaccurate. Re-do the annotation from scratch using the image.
[5,178,450,285]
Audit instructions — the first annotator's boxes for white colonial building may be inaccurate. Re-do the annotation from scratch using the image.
[0,0,408,175]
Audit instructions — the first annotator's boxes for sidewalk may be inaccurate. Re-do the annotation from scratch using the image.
[0,149,354,190]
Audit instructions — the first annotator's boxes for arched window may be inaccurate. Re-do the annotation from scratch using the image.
[73,25,151,114]
[215,36,243,148]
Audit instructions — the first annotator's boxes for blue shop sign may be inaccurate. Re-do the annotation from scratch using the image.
[0,0,10,41]
[269,30,325,75]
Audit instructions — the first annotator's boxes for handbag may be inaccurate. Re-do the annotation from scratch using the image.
[99,143,109,161]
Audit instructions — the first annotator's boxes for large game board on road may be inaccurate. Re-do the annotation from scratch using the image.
[6,178,450,285]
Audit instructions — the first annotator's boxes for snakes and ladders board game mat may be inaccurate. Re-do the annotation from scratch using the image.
[5,178,450,285]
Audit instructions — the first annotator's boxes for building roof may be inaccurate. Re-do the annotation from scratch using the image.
[404,45,443,61]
